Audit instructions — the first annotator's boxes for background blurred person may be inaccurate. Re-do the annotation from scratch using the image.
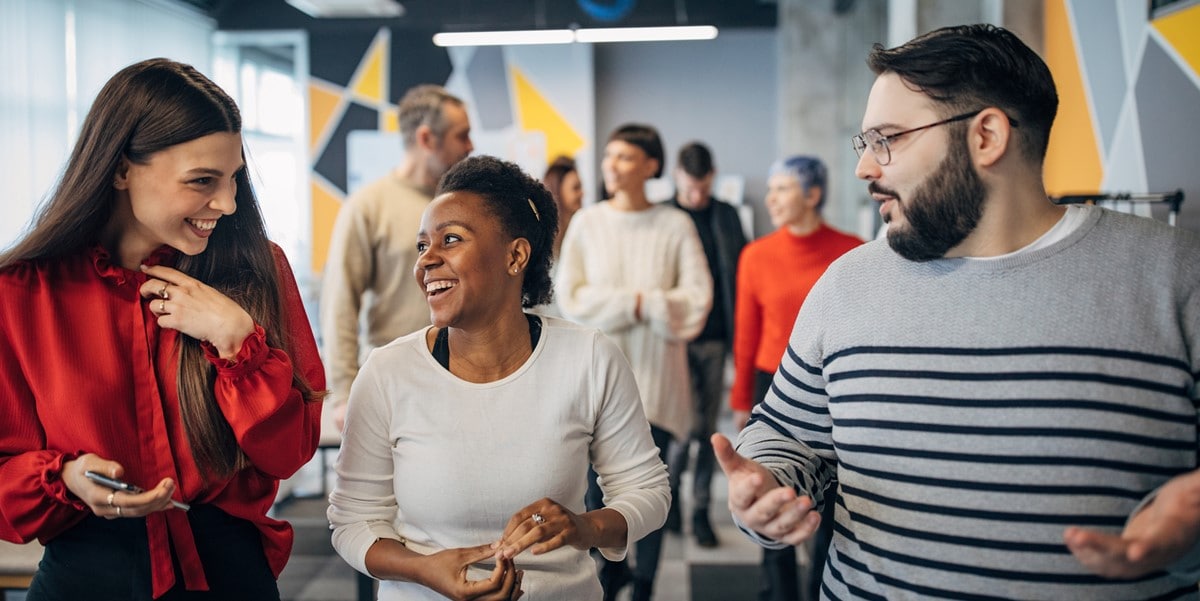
[542,155,584,260]
[664,141,747,548]
[328,156,669,601]
[730,155,862,601]
[0,57,324,600]
[535,155,586,318]
[555,124,712,601]
[320,84,473,432]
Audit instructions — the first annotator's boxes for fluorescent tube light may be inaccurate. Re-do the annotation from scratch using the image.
[433,29,575,47]
[432,25,719,47]
[286,0,405,18]
[574,25,718,43]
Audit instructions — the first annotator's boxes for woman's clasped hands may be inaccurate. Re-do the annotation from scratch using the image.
[417,544,524,601]
[493,497,597,560]
[420,498,601,600]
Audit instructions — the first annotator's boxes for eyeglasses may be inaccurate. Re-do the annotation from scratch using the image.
[853,110,1016,166]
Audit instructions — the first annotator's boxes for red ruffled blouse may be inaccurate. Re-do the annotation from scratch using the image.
[0,243,324,598]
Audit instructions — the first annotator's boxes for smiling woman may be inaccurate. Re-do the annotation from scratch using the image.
[329,155,670,601]
[0,58,325,601]
[107,132,244,263]
[553,124,713,601]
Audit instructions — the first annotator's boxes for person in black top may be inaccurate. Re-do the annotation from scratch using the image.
[666,141,748,547]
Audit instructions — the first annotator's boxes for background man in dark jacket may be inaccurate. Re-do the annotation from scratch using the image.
[667,141,748,547]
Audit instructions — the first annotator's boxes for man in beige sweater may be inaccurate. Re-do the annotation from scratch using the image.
[320,84,473,432]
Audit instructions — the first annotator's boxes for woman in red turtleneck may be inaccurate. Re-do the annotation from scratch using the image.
[0,58,323,601]
[730,155,861,601]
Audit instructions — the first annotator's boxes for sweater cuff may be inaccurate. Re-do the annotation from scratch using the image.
[203,324,269,376]
[639,289,667,326]
[42,450,87,511]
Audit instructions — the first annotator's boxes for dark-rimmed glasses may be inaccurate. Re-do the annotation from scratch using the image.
[852,110,1015,166]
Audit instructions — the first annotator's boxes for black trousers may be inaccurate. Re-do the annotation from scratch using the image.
[754,370,835,601]
[27,504,279,601]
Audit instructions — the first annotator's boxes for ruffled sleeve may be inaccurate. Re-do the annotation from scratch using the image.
[202,246,324,479]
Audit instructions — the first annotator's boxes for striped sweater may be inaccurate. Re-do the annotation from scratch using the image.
[736,206,1200,600]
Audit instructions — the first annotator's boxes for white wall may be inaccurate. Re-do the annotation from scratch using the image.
[0,0,214,252]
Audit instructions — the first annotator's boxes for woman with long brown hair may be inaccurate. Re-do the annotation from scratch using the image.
[0,58,324,600]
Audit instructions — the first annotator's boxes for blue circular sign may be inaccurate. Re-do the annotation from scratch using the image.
[577,0,636,22]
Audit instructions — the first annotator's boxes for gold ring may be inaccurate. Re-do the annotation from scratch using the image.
[159,285,169,300]
[159,299,166,313]
[107,492,115,507]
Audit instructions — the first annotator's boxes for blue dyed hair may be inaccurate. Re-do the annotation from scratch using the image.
[768,155,827,211]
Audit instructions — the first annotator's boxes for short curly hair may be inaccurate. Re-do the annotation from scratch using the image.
[436,156,559,308]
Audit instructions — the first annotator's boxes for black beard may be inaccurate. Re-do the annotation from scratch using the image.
[886,136,986,262]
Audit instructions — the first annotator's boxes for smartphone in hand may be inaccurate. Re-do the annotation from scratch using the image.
[84,471,190,511]
[85,471,145,493]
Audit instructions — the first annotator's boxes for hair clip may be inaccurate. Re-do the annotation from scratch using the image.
[527,198,540,222]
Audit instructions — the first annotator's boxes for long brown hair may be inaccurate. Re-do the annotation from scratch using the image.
[0,58,322,477]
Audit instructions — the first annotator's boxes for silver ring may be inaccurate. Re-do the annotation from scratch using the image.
[116,506,122,517]
[531,513,545,525]
[107,492,115,507]
[159,285,169,300]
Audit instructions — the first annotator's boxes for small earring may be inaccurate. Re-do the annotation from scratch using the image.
[511,268,518,274]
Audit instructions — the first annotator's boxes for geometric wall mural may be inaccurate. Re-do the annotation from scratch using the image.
[308,28,440,273]
[1044,0,1199,231]
[306,28,595,272]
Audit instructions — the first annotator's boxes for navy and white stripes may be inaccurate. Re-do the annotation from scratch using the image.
[736,207,1200,600]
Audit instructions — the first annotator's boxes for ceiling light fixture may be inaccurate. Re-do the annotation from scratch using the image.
[431,25,718,47]
[574,25,718,43]
[285,0,405,18]
[432,29,576,47]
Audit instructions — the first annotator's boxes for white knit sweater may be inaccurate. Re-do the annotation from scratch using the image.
[328,318,670,600]
[553,202,713,442]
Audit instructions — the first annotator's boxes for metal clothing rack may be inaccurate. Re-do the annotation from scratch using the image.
[1050,189,1185,226]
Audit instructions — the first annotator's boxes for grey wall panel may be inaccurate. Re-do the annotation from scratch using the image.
[1135,38,1200,231]
[1071,0,1127,157]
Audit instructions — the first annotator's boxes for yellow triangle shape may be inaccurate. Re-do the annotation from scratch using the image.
[311,180,344,274]
[309,82,343,154]
[1153,4,1200,81]
[1042,0,1102,194]
[511,67,584,163]
[382,106,399,133]
[352,31,387,103]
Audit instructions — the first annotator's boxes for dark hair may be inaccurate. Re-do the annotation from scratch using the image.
[867,24,1057,161]
[607,123,665,178]
[437,156,559,308]
[677,141,714,178]
[542,155,578,208]
[398,84,465,150]
[769,155,828,211]
[0,58,320,477]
